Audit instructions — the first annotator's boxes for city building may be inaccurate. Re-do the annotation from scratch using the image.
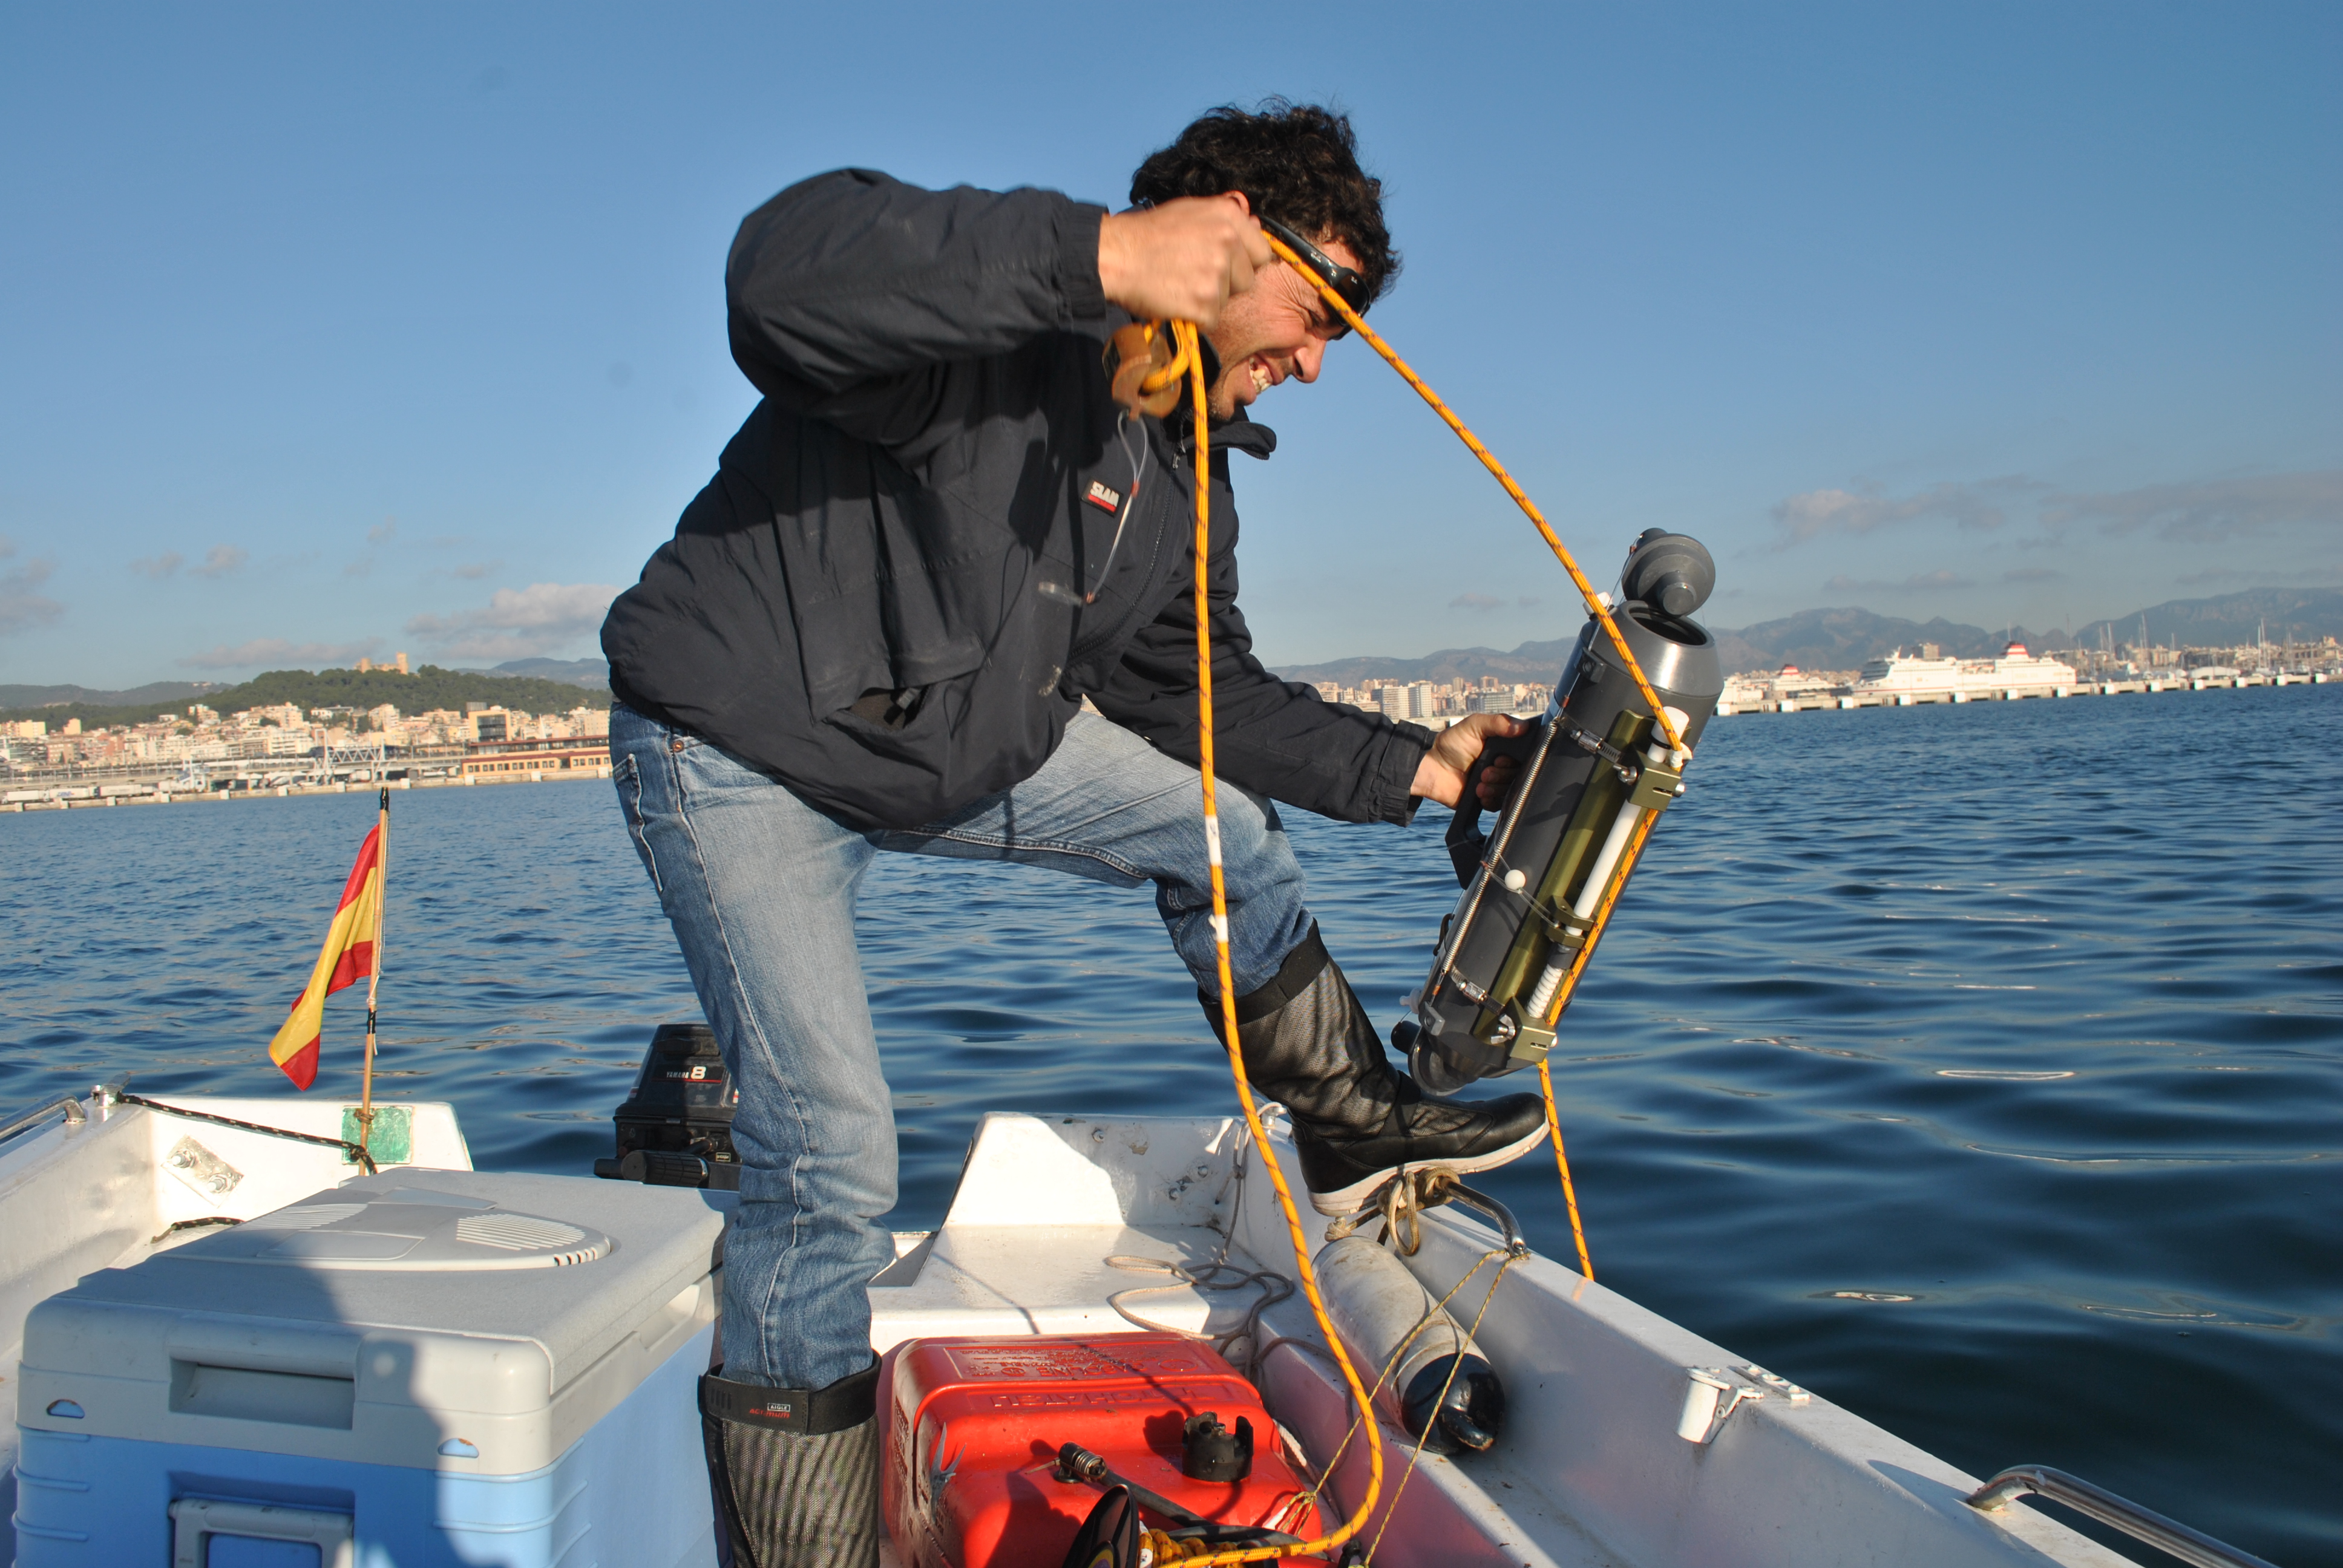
[460,736,612,781]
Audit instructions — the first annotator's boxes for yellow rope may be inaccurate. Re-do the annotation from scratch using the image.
[1259,234,1685,759]
[1534,1058,1593,1281]
[1287,1246,1510,1527]
[1176,318,1384,1564]
[1528,805,1662,1282]
[1168,230,1700,1551]
[1540,803,1660,1030]
[1256,231,1715,1285]
[1361,1249,1519,1564]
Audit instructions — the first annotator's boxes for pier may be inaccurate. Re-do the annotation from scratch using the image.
[0,759,611,812]
[1718,669,2331,716]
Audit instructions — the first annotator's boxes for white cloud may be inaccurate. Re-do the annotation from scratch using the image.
[179,636,379,670]
[131,552,185,578]
[1449,592,1506,612]
[1772,468,2343,552]
[2176,562,2343,587]
[0,540,65,637]
[367,519,398,544]
[1771,477,2040,545]
[405,581,617,660]
[192,544,249,578]
[2045,470,2343,542]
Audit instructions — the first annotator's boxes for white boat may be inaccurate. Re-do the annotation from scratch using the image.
[2,1081,2272,1567]
[1853,643,2079,702]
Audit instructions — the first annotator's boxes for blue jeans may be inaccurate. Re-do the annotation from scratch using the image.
[610,702,1313,1391]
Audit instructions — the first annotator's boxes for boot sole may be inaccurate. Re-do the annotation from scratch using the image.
[1305,1122,1551,1217]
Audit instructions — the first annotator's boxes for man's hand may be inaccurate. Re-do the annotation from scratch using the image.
[1098,194,1273,329]
[1409,713,1529,811]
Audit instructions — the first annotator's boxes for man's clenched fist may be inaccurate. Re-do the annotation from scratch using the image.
[1098,192,1274,329]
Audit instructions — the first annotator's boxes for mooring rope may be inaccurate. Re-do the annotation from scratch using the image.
[117,1093,379,1175]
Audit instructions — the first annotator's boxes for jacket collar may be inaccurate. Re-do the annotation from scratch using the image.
[1101,309,1279,460]
[1180,335,1277,459]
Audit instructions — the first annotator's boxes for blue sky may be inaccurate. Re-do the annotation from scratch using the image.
[2,2,2336,687]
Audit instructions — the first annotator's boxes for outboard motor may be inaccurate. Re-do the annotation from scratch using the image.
[592,1022,742,1189]
[1404,530,1723,1094]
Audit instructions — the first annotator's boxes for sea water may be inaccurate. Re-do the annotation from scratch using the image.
[3,682,2336,1563]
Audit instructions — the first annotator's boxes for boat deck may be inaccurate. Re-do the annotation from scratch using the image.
[862,1111,2137,1568]
[1,1097,2144,1567]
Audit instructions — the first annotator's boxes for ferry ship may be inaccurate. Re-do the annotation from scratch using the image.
[1853,641,2079,701]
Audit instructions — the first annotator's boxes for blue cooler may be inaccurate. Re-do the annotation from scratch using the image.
[13,1171,724,1566]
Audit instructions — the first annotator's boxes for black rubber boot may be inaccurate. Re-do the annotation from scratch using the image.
[1206,926,1549,1217]
[701,1362,883,1568]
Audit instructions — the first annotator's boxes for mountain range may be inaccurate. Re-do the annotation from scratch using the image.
[11,590,2335,713]
[2067,587,2341,653]
[1273,587,2343,685]
[452,657,611,689]
[0,678,225,711]
[1,665,611,730]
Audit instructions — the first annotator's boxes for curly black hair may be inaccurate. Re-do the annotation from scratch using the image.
[1129,100,1399,307]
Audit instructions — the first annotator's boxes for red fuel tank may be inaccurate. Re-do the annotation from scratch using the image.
[880,1333,1320,1567]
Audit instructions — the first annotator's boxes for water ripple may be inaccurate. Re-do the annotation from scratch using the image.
[3,685,2339,1562]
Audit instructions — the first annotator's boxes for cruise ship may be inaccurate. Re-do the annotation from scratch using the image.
[1852,641,2079,700]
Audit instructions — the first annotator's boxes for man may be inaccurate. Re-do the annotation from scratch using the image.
[601,103,1548,1566]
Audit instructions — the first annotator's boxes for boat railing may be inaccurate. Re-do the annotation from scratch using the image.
[0,1090,88,1149]
[1967,1465,2278,1568]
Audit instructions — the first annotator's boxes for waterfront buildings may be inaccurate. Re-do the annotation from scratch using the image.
[2,699,613,792]
[1310,676,1548,720]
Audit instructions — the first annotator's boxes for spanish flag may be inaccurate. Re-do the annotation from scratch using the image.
[266,823,383,1089]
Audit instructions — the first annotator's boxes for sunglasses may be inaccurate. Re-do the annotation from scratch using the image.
[1257,215,1371,325]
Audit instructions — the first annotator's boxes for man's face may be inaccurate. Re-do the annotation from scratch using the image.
[1202,230,1358,420]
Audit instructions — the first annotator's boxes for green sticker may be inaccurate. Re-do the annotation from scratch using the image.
[340,1104,414,1165]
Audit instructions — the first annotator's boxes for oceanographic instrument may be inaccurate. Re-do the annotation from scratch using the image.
[1402,529,1723,1096]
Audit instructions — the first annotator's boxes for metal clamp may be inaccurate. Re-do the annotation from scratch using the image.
[1626,754,1685,812]
[1966,1466,2278,1568]
[1555,711,1640,782]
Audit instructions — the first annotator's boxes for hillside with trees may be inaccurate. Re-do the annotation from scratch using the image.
[0,665,609,731]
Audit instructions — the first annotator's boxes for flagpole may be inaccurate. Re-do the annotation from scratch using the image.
[358,786,388,1149]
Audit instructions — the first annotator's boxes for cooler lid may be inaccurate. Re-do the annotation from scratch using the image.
[23,1171,723,1396]
[200,1186,612,1270]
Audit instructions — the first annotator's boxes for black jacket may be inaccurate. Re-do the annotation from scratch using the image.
[601,169,1432,831]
